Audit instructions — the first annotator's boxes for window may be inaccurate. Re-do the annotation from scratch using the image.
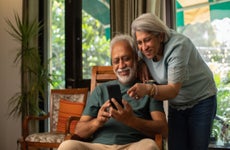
[51,0,65,89]
[175,0,230,147]
[82,0,111,79]
[51,0,111,89]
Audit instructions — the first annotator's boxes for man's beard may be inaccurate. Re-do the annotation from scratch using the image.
[115,65,137,84]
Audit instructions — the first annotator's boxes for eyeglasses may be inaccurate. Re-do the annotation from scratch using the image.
[136,33,160,46]
[112,56,131,65]
[136,35,155,46]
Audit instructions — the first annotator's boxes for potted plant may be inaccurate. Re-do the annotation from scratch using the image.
[6,12,52,120]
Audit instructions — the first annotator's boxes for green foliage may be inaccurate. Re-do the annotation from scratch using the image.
[6,13,53,118]
[212,71,230,143]
[50,0,65,89]
[51,0,110,89]
[82,11,110,79]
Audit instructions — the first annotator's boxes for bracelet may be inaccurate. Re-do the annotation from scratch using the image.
[150,84,158,97]
[153,84,158,97]
[149,84,155,97]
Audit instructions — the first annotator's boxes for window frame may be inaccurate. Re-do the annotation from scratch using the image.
[65,0,90,89]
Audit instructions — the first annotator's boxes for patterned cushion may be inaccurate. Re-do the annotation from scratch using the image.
[25,132,65,143]
[51,93,85,132]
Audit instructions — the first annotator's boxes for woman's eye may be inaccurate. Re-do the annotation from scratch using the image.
[136,36,153,45]
[137,41,142,45]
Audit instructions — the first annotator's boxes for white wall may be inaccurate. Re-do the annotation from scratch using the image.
[0,0,22,149]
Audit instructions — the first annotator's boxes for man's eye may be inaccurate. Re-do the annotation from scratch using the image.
[112,60,119,64]
[123,57,130,61]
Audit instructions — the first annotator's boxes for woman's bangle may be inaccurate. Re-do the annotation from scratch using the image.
[150,84,158,97]
[153,84,158,97]
[149,84,155,97]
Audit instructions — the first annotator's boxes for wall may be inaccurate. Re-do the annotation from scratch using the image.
[0,0,22,150]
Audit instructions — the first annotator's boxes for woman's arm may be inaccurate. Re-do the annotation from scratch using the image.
[127,82,182,101]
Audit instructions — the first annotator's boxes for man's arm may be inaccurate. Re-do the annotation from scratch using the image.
[110,99,168,138]
[74,100,111,138]
[127,111,168,138]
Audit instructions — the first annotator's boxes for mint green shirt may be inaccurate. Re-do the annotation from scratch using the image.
[83,80,164,145]
[140,30,217,110]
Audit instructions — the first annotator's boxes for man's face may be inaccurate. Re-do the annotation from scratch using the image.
[111,41,136,84]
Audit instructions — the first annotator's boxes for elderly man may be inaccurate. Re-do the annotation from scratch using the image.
[57,34,168,150]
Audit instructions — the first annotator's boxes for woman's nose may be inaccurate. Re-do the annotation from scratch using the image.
[140,42,148,51]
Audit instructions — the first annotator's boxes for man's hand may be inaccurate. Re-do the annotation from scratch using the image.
[110,98,135,125]
[96,100,111,127]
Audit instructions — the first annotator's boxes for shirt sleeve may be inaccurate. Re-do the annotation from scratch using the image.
[149,98,164,113]
[166,35,193,83]
[82,85,105,117]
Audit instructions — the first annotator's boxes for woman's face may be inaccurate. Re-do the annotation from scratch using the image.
[135,31,163,59]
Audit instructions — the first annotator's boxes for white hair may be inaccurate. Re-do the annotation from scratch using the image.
[131,13,170,43]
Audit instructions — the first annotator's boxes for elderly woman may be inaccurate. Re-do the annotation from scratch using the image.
[127,13,217,150]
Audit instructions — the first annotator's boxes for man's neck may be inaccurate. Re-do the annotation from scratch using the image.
[118,78,138,86]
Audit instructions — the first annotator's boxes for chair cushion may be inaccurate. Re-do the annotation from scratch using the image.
[51,92,85,132]
[25,132,65,143]
[57,99,85,133]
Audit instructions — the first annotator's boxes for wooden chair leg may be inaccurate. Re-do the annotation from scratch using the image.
[17,138,27,150]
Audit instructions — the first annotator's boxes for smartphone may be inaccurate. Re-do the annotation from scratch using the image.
[106,84,124,109]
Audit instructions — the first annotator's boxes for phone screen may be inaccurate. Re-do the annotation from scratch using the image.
[107,84,123,109]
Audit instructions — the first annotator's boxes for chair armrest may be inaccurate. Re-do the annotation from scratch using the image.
[64,116,93,142]
[22,113,50,138]
[65,116,81,135]
[155,134,163,150]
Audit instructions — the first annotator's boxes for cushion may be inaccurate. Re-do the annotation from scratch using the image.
[25,132,65,143]
[57,99,85,134]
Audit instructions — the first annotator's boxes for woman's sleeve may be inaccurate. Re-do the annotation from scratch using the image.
[167,38,192,83]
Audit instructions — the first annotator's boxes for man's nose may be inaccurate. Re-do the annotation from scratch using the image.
[118,59,126,68]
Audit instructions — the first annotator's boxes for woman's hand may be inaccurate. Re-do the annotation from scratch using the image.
[127,83,152,99]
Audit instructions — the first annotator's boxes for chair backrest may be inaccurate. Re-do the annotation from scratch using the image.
[50,88,88,132]
[90,66,117,93]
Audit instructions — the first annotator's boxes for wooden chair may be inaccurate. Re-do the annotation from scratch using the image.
[90,66,117,92]
[90,66,163,150]
[18,88,88,150]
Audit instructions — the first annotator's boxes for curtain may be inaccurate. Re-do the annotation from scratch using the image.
[151,0,175,28]
[152,0,165,21]
[110,0,168,37]
[110,0,147,37]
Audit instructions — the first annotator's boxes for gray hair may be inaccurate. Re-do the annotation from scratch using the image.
[110,34,137,56]
[131,13,170,43]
